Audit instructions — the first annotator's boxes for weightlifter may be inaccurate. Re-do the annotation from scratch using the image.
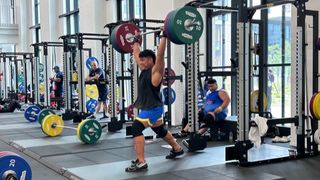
[125,31,184,172]
[85,61,108,118]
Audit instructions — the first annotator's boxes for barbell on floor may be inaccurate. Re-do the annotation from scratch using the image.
[111,6,204,53]
[24,106,56,123]
[0,151,32,180]
[41,114,102,144]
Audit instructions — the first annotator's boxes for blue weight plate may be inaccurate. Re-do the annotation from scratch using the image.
[18,84,24,93]
[86,57,99,70]
[86,99,98,113]
[0,154,32,180]
[161,87,176,105]
[24,106,41,122]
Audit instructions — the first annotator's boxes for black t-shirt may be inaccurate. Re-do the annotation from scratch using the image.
[54,71,63,92]
[133,68,162,109]
[89,67,107,91]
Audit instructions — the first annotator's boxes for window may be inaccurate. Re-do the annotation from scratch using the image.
[267,5,292,117]
[208,0,233,115]
[0,0,15,24]
[31,0,41,44]
[61,0,79,35]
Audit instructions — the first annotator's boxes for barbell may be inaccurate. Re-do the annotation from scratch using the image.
[310,92,320,120]
[41,114,102,144]
[111,6,203,53]
[24,106,56,123]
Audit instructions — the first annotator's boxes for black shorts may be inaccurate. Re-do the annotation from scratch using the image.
[54,90,63,98]
[98,88,108,102]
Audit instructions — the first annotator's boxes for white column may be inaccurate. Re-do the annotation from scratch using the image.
[18,0,30,51]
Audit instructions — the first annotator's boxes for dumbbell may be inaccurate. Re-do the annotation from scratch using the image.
[24,106,55,124]
[0,151,32,180]
[41,114,102,144]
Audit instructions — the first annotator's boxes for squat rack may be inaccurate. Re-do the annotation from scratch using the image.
[60,33,109,120]
[0,52,33,103]
[226,0,319,166]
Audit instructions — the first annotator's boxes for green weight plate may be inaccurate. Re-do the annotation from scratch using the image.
[39,73,44,82]
[18,74,24,83]
[77,119,102,144]
[39,63,44,72]
[37,109,56,124]
[170,6,203,44]
[167,9,184,44]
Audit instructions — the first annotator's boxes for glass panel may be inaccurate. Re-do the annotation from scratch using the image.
[74,13,79,33]
[212,0,231,69]
[134,0,143,18]
[121,0,129,20]
[267,5,292,118]
[63,0,67,13]
[70,0,75,11]
[70,15,75,34]
[0,44,14,52]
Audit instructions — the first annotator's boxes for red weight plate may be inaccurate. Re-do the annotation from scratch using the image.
[162,68,176,86]
[113,23,142,53]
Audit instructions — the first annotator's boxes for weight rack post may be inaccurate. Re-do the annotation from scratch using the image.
[63,38,72,111]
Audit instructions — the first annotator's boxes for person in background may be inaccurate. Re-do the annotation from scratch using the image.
[49,66,63,110]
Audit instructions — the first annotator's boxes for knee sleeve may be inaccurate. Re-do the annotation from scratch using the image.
[151,125,168,138]
[132,120,145,137]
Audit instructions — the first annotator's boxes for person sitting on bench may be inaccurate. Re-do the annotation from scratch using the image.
[0,100,21,113]
[178,79,230,136]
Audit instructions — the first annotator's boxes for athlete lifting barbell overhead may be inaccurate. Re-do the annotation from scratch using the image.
[125,30,184,173]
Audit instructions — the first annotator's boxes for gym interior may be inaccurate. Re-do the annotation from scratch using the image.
[1,0,320,179]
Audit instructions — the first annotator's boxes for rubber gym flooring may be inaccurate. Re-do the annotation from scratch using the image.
[1,111,320,180]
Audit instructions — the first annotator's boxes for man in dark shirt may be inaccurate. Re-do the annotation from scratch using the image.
[125,32,184,172]
[50,66,63,110]
[85,61,108,117]
[0,100,21,113]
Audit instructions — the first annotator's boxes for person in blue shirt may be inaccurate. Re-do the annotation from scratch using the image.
[178,79,230,136]
[85,61,108,117]
[50,66,63,110]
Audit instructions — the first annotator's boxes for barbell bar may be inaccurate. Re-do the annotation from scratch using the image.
[111,6,203,53]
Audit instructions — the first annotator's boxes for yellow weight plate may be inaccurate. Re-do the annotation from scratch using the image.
[39,83,45,94]
[86,85,99,99]
[312,93,319,120]
[313,92,320,120]
[77,120,87,141]
[41,114,64,137]
[250,90,267,112]
[72,72,78,81]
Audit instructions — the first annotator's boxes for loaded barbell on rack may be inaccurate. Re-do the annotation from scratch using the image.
[111,6,203,53]
[41,114,102,144]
